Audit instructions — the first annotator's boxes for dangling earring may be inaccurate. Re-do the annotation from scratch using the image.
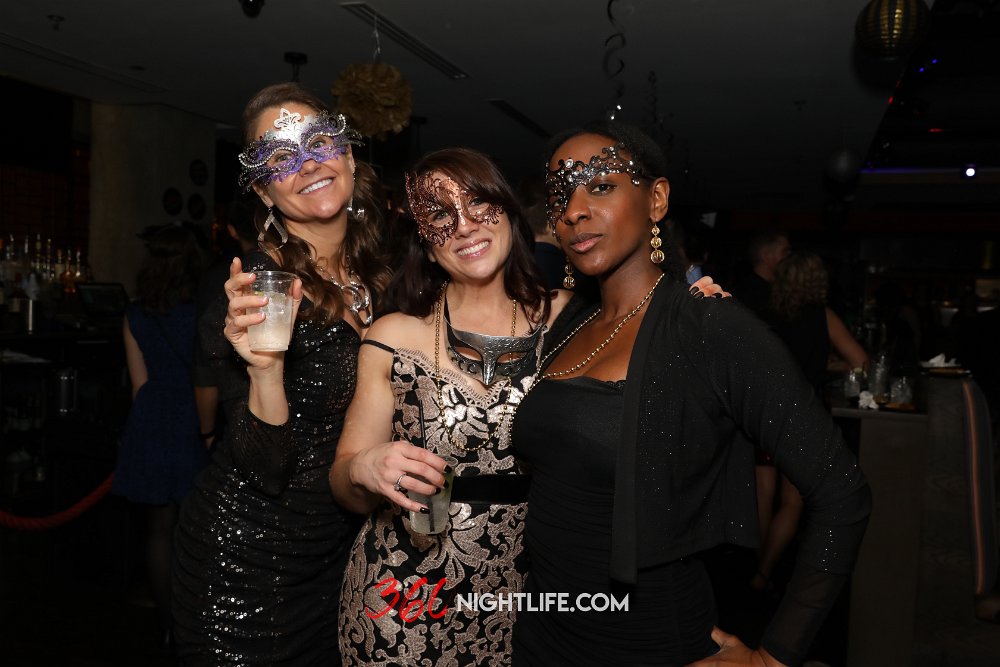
[563,258,576,289]
[649,221,665,264]
[258,206,289,249]
[347,162,360,216]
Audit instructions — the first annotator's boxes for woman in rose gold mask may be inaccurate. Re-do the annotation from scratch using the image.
[331,147,727,665]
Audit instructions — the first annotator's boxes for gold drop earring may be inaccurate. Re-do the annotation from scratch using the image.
[563,259,576,289]
[650,220,665,264]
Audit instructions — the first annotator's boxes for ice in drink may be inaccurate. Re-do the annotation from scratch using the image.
[245,271,296,352]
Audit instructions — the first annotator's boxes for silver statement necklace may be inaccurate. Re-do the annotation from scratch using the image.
[314,262,373,328]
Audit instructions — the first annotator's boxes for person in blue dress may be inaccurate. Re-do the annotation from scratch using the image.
[112,223,211,650]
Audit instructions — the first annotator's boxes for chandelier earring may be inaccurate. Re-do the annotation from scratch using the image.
[563,258,576,289]
[649,220,665,264]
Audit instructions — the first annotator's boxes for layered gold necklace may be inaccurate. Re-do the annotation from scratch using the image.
[505,273,664,439]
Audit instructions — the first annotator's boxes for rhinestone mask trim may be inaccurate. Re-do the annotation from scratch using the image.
[238,108,361,191]
[544,144,646,230]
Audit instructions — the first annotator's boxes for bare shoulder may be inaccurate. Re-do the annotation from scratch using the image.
[365,311,433,351]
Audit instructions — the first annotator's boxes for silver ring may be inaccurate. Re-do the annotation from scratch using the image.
[393,473,407,493]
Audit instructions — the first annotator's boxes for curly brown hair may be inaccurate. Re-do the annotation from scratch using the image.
[241,82,391,326]
[770,250,828,319]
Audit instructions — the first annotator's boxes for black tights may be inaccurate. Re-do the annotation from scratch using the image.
[146,502,179,636]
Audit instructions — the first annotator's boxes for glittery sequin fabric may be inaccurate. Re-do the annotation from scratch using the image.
[173,253,362,666]
[338,346,530,667]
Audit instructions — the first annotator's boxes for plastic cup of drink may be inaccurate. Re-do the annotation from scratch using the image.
[246,271,296,352]
[408,456,458,535]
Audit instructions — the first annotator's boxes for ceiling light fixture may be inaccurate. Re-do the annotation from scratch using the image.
[963,164,977,179]
[240,0,264,18]
[284,51,307,82]
[855,0,930,58]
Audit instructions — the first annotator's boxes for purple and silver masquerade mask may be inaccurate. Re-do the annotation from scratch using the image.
[404,173,504,246]
[544,144,647,229]
[238,108,361,191]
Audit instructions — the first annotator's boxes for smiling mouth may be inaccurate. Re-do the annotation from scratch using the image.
[568,233,601,253]
[456,240,490,257]
[299,178,333,194]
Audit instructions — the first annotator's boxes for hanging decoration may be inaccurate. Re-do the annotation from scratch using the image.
[855,0,930,58]
[332,15,412,139]
[603,0,631,119]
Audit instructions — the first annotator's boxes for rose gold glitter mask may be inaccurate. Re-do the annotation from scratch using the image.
[405,173,504,246]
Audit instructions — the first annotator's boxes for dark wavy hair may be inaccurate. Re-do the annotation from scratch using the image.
[388,148,551,325]
[241,82,391,326]
[136,225,206,314]
[543,120,686,282]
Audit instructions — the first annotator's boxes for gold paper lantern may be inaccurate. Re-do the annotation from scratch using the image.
[855,0,930,58]
[332,62,413,140]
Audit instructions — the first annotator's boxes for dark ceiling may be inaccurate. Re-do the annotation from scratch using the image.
[853,0,1000,212]
[0,0,996,214]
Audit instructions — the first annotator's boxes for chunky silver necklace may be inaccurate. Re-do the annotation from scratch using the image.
[314,262,373,328]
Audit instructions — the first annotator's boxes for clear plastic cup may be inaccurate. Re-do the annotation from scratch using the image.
[408,456,458,535]
[246,271,296,351]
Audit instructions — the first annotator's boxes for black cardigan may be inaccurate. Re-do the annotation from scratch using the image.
[542,279,872,665]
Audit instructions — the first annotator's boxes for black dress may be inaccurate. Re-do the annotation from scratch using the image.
[512,376,717,666]
[771,302,831,396]
[173,253,362,666]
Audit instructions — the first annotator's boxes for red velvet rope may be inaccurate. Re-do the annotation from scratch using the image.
[0,473,114,531]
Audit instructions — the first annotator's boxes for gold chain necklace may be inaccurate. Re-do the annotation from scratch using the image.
[505,273,664,442]
[541,272,663,379]
[433,282,519,452]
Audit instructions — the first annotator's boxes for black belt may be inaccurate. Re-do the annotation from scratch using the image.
[451,474,530,504]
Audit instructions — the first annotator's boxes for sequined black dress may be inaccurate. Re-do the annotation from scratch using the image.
[173,253,362,666]
[338,341,532,666]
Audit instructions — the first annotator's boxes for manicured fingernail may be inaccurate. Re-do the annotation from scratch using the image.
[443,480,449,490]
[693,291,705,299]
[713,293,723,298]
[689,285,699,294]
[444,465,453,473]
[419,507,429,514]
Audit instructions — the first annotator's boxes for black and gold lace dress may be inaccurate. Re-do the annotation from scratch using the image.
[339,341,532,666]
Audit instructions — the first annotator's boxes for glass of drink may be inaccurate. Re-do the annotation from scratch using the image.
[408,456,458,535]
[246,271,296,352]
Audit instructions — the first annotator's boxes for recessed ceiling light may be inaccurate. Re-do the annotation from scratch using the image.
[963,164,977,179]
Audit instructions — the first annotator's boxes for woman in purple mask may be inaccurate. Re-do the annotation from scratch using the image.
[172,83,389,666]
